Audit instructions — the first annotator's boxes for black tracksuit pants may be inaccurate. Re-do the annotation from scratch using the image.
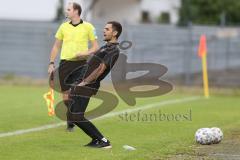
[66,94,104,141]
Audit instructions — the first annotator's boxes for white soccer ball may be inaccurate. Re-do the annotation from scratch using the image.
[210,127,223,144]
[195,128,213,145]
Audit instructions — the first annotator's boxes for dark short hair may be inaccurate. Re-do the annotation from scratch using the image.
[107,21,122,39]
[72,2,82,16]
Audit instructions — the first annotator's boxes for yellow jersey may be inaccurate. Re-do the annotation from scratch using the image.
[55,20,97,60]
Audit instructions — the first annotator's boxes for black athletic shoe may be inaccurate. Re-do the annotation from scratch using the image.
[98,139,112,149]
[84,139,99,147]
[86,139,112,149]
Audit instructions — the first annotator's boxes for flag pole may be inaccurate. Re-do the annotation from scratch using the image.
[198,35,210,98]
[202,54,209,98]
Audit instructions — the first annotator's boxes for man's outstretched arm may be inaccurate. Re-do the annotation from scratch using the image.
[77,63,106,86]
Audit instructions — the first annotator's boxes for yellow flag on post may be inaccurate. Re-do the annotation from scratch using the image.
[43,88,55,116]
[198,35,210,98]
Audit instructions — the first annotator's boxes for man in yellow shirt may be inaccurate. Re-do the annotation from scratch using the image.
[48,2,99,131]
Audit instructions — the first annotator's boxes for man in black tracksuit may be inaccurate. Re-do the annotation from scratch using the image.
[65,21,122,149]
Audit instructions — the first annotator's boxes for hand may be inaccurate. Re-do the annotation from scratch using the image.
[76,52,89,59]
[77,80,88,86]
[48,64,55,75]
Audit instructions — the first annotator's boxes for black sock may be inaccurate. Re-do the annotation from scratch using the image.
[74,119,104,140]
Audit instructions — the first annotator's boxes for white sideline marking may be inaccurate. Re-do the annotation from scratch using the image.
[96,96,200,120]
[210,153,240,157]
[0,123,65,138]
[0,96,200,138]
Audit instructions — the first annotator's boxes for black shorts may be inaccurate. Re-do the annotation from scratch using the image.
[59,60,86,92]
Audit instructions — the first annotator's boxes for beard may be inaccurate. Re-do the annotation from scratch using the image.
[103,38,110,42]
[103,36,112,42]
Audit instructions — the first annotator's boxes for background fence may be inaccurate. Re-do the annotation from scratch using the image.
[0,20,239,86]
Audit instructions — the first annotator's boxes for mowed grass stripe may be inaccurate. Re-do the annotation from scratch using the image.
[0,96,200,138]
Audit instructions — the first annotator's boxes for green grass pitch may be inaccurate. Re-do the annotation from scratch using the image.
[0,85,239,160]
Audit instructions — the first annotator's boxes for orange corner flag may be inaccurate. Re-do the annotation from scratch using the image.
[43,89,55,116]
[198,35,207,58]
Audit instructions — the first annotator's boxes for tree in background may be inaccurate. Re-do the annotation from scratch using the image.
[158,12,170,24]
[55,0,65,22]
[178,0,240,26]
